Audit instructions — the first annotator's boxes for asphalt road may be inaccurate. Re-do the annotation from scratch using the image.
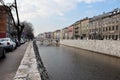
[0,42,28,80]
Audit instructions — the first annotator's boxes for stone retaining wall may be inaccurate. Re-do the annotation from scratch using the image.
[14,42,41,80]
[60,40,120,57]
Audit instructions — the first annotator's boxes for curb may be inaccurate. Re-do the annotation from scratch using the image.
[14,42,41,80]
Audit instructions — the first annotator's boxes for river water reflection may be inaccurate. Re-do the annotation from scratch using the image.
[37,42,120,80]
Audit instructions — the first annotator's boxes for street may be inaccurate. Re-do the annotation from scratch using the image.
[37,41,120,80]
[0,43,28,80]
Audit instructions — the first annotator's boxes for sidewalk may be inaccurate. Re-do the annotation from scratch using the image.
[0,42,29,80]
[14,42,41,80]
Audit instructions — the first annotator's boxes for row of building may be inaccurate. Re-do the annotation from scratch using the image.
[38,8,120,40]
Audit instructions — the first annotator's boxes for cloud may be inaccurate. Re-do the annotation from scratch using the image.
[13,0,105,21]
[17,0,77,20]
[78,0,104,4]
[4,0,105,21]
[3,0,105,36]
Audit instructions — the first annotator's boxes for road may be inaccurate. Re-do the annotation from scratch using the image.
[0,43,28,80]
[37,41,120,80]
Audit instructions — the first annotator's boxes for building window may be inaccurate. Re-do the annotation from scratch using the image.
[99,28,101,32]
[109,35,111,39]
[112,26,114,30]
[105,27,106,31]
[115,35,118,40]
[106,27,108,31]
[103,35,105,39]
[116,25,118,30]
[103,27,105,31]
[106,35,108,39]
[109,27,111,31]
[112,35,114,40]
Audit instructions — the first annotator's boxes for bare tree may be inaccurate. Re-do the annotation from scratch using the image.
[22,21,34,40]
[0,0,24,42]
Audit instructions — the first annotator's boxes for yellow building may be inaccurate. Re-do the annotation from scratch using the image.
[53,31,56,39]
[60,29,63,40]
[80,17,90,40]
[73,21,81,39]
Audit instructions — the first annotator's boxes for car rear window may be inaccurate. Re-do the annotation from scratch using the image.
[0,39,9,42]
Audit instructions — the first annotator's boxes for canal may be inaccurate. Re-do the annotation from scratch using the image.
[37,42,120,80]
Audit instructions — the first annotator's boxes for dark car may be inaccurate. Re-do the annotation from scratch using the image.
[12,38,20,48]
[0,44,6,58]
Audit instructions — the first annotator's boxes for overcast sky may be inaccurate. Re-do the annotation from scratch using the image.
[4,0,120,36]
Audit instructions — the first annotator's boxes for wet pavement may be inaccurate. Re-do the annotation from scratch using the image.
[37,41,120,80]
[0,43,28,80]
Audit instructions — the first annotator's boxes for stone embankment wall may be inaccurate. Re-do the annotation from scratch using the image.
[33,41,49,80]
[14,42,41,80]
[60,40,120,57]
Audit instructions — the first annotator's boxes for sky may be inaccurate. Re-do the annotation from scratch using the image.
[4,0,120,36]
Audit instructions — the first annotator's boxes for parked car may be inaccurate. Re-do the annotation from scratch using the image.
[12,38,20,47]
[0,38,16,51]
[20,38,26,44]
[0,45,6,58]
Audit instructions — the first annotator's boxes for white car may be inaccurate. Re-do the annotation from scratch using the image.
[0,38,16,51]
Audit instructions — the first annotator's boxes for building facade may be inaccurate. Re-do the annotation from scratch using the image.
[67,25,74,39]
[60,29,63,40]
[56,30,61,40]
[73,21,80,39]
[80,17,90,40]
[89,16,103,40]
[102,9,120,40]
[61,27,68,39]
[89,8,120,40]
[0,6,13,38]
[53,30,61,40]
[37,8,120,41]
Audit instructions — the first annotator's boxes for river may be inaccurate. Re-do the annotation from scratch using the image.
[37,42,120,80]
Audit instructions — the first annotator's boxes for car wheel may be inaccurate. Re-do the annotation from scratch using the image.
[11,45,14,50]
[2,49,6,58]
